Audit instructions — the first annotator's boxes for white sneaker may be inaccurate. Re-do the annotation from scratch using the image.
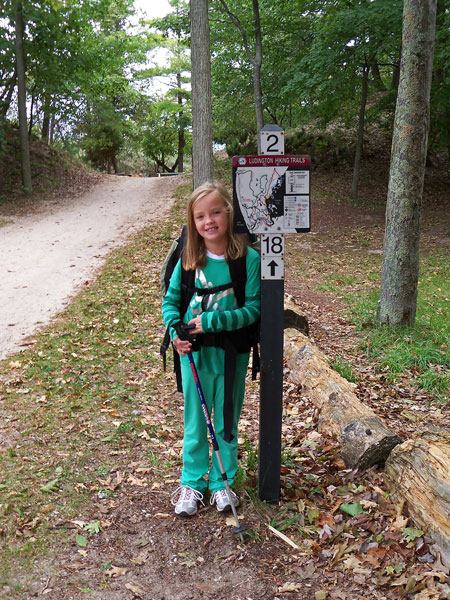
[171,486,204,517]
[210,489,239,512]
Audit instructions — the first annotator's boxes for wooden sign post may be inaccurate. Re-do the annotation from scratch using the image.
[232,125,311,501]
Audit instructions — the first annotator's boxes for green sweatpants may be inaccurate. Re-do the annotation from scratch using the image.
[179,351,249,494]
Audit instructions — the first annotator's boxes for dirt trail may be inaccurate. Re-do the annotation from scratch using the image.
[0,175,182,360]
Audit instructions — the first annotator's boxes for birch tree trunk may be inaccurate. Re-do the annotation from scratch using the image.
[378,0,437,327]
[15,0,32,193]
[190,0,214,188]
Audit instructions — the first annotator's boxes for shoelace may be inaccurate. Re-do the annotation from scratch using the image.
[210,489,234,506]
[171,486,204,506]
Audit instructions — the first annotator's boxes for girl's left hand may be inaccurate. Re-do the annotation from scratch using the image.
[188,315,203,335]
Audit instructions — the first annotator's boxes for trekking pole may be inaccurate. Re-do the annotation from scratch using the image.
[171,320,246,542]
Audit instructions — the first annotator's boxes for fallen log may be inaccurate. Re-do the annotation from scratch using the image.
[384,428,450,568]
[284,328,402,470]
[284,295,309,336]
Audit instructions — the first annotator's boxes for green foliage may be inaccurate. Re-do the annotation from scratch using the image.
[2,0,449,168]
[340,501,365,516]
[243,435,258,472]
[402,527,424,544]
[1,0,152,172]
[75,534,88,547]
[40,478,60,493]
[142,97,191,171]
[283,0,403,127]
[430,1,450,155]
[81,103,126,171]
[84,520,102,534]
[330,352,360,383]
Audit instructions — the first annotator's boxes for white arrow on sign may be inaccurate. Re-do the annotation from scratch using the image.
[261,255,284,280]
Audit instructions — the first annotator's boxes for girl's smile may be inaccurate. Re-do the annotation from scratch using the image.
[193,191,229,253]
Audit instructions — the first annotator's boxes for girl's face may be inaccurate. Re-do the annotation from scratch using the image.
[192,191,229,252]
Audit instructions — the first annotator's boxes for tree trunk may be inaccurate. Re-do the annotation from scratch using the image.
[385,429,450,567]
[351,65,369,201]
[41,94,51,141]
[41,112,50,141]
[216,0,264,134]
[252,0,264,133]
[371,61,385,91]
[391,63,400,91]
[378,0,437,327]
[190,0,214,188]
[28,89,35,137]
[49,114,56,145]
[177,72,185,173]
[284,327,402,470]
[0,69,17,119]
[15,0,32,193]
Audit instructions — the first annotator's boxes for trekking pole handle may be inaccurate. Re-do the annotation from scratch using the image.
[169,318,197,342]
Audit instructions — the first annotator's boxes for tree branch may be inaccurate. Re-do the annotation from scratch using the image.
[214,0,255,65]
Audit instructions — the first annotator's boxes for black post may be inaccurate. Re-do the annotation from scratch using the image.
[258,278,284,501]
[257,124,285,503]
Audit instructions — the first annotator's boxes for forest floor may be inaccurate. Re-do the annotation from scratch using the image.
[0,158,449,600]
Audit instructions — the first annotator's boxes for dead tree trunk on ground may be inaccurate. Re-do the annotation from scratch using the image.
[284,328,402,470]
[385,429,450,567]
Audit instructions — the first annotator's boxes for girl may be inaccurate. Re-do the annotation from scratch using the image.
[162,181,260,517]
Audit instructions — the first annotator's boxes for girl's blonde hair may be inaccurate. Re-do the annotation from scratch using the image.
[182,181,248,270]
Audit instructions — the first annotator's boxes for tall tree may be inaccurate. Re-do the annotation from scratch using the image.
[377,0,438,327]
[213,0,264,133]
[190,0,214,187]
[14,0,32,193]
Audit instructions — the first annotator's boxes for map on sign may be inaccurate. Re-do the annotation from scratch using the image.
[232,155,311,234]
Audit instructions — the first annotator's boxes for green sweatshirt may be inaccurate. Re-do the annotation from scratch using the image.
[162,247,260,374]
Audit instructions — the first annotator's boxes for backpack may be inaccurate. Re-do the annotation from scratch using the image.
[160,227,260,442]
[160,225,188,297]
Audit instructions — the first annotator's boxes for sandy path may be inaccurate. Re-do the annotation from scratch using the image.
[0,175,182,360]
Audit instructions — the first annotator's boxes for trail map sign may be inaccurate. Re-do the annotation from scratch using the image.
[232,155,311,235]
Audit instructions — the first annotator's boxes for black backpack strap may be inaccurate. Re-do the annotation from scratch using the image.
[164,225,188,293]
[227,255,247,307]
[180,266,196,318]
[229,253,260,381]
[222,336,237,443]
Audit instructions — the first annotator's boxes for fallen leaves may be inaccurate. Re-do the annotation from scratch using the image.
[1,185,448,600]
[104,565,128,578]
[75,533,88,548]
[131,549,150,565]
[40,478,60,493]
[125,582,146,596]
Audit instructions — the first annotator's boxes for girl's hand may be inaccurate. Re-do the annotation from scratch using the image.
[188,315,203,335]
[173,336,191,356]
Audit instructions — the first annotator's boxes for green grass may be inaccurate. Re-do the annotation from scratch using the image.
[330,352,360,383]
[287,221,449,403]
[344,251,449,402]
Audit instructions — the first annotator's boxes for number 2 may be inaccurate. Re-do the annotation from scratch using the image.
[266,134,279,153]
